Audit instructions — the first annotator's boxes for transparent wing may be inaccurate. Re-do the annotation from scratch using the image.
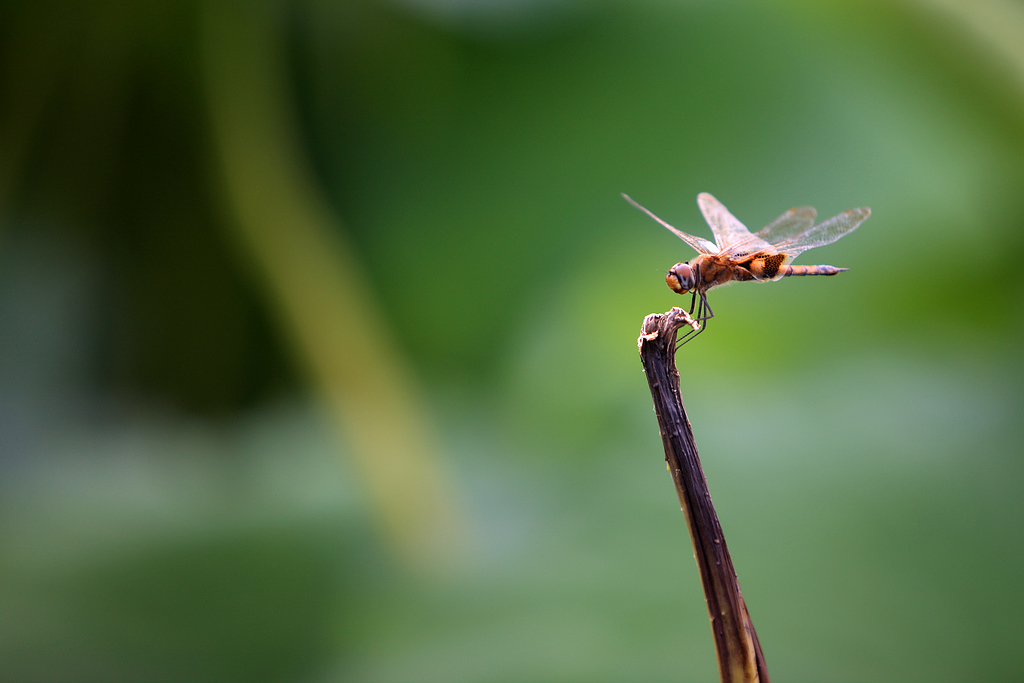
[623,193,718,255]
[697,192,762,251]
[771,207,871,258]
[755,206,817,244]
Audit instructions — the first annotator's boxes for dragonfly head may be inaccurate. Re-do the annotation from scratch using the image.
[666,262,696,294]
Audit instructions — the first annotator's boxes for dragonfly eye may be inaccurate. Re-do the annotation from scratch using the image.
[666,263,695,294]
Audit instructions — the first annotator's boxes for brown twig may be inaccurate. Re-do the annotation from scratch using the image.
[638,307,768,683]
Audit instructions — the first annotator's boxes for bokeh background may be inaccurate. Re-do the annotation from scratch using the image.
[2,0,1023,681]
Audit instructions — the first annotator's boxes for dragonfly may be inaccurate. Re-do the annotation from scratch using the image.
[625,192,871,345]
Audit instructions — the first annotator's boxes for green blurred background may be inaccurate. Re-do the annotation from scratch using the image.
[2,0,1023,681]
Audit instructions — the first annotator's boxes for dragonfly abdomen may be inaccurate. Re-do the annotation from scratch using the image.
[781,264,848,277]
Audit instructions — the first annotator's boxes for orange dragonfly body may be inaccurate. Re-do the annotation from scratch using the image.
[625,192,871,343]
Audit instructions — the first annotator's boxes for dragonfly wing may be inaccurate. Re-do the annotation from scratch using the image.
[697,192,758,251]
[755,206,817,244]
[623,193,719,254]
[773,207,871,257]
[719,232,774,259]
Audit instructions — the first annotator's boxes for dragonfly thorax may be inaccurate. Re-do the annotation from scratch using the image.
[666,262,696,294]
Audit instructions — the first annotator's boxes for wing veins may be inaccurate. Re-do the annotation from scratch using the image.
[697,192,759,251]
[623,193,718,255]
[772,207,871,257]
[756,206,817,244]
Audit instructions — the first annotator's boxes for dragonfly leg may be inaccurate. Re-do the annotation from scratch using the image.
[695,291,714,323]
[676,291,714,348]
